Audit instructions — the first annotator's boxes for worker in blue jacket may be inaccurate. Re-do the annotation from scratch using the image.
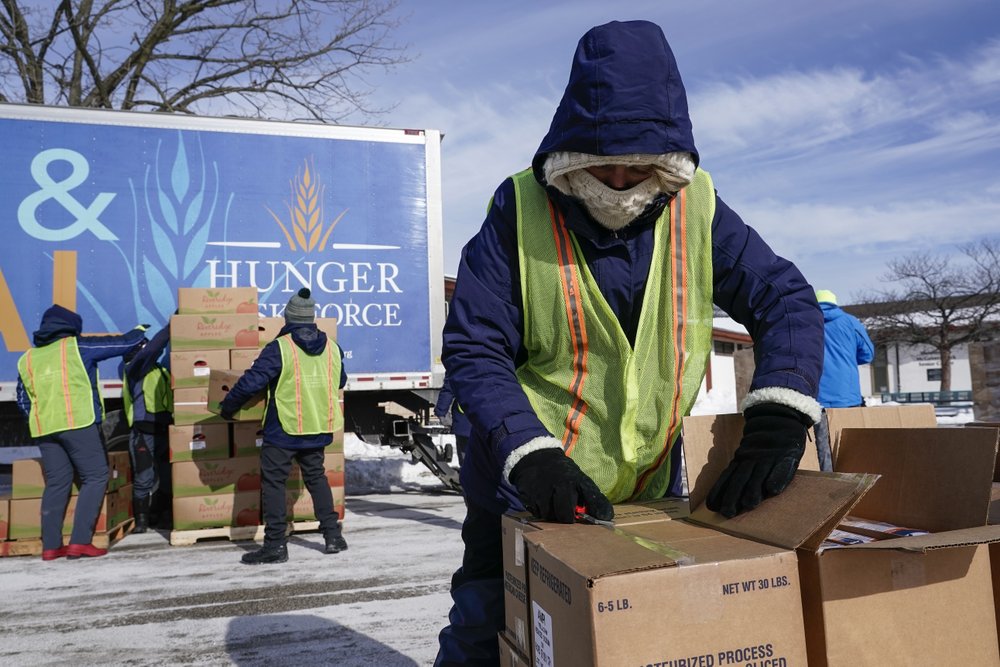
[219,288,348,565]
[434,20,824,666]
[119,324,173,532]
[435,374,472,466]
[16,305,146,560]
[813,289,875,470]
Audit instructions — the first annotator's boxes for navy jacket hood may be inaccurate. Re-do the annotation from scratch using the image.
[278,322,328,355]
[532,20,699,181]
[33,304,83,346]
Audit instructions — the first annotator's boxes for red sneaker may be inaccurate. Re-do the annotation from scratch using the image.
[41,547,67,561]
[65,543,108,559]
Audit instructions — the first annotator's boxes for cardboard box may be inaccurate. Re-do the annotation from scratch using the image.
[315,317,338,341]
[256,317,284,347]
[8,490,121,540]
[207,369,265,421]
[172,387,226,426]
[110,483,133,528]
[0,496,9,541]
[688,413,1000,667]
[497,632,530,667]
[502,499,690,658]
[285,485,345,522]
[232,422,265,458]
[106,450,131,493]
[229,348,261,372]
[825,403,936,466]
[523,514,809,666]
[10,458,79,498]
[968,421,1000,481]
[172,491,261,531]
[177,287,258,315]
[171,458,261,498]
[508,407,984,667]
[287,452,345,489]
[170,313,259,351]
[170,350,231,388]
[168,424,230,462]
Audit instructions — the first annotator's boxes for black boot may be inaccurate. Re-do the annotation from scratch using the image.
[133,495,150,534]
[324,523,348,554]
[241,542,288,565]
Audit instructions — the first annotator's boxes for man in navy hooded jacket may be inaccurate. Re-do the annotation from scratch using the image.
[219,288,347,565]
[16,305,146,560]
[434,20,824,665]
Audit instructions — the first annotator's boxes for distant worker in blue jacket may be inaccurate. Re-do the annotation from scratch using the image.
[16,305,146,561]
[219,288,347,565]
[434,374,471,466]
[813,289,875,470]
[119,324,173,533]
[434,20,825,665]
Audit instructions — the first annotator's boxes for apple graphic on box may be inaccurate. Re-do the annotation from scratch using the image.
[234,326,258,347]
[236,472,261,491]
[236,507,260,526]
[236,300,258,314]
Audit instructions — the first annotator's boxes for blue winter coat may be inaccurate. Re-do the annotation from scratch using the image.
[817,303,874,408]
[442,20,824,515]
[118,324,172,428]
[219,322,347,449]
[16,304,146,427]
[435,375,472,439]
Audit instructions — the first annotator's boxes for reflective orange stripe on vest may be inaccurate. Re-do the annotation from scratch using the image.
[633,188,688,498]
[548,199,590,454]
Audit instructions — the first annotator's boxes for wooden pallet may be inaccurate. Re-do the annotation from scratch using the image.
[169,520,320,547]
[0,518,134,558]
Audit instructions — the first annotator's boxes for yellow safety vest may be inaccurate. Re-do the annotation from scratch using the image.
[17,337,96,437]
[271,335,343,435]
[514,168,715,501]
[122,366,173,426]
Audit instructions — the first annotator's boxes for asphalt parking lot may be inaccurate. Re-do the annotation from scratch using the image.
[0,490,466,666]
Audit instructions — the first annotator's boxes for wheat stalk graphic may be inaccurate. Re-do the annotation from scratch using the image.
[266,158,346,253]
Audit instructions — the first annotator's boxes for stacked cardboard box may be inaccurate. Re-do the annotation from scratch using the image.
[502,405,1000,666]
[1,455,132,549]
[168,287,346,533]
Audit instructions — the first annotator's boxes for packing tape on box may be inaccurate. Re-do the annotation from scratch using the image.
[610,526,695,565]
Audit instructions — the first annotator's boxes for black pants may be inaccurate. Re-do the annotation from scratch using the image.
[435,500,505,666]
[260,445,338,544]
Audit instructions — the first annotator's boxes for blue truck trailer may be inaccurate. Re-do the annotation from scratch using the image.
[0,103,452,479]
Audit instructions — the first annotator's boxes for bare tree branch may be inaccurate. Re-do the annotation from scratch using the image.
[855,237,1000,391]
[0,0,409,122]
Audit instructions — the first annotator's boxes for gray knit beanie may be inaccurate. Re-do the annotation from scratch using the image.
[284,288,316,323]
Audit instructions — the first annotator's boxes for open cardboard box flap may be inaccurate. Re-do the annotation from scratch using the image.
[683,412,1000,552]
[682,413,879,550]
[687,470,879,550]
[835,426,999,531]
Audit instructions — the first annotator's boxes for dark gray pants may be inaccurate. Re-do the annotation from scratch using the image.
[38,424,109,550]
[260,444,338,544]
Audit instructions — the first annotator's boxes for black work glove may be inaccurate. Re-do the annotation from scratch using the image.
[705,403,811,518]
[219,405,236,421]
[509,448,614,524]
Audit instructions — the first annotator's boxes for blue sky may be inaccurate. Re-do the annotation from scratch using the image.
[349,0,1000,304]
